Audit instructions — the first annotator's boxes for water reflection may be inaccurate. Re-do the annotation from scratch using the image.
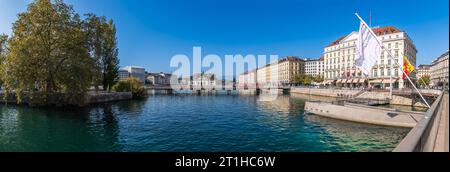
[303,114,409,152]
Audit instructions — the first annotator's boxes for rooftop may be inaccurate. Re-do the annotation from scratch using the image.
[326,26,402,47]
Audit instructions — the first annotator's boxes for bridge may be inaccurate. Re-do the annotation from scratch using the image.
[394,91,449,152]
[145,85,292,95]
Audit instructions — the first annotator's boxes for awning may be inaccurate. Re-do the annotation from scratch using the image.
[337,79,343,83]
[358,79,366,83]
[352,79,359,84]
[370,79,382,83]
[346,79,353,84]
[382,79,398,84]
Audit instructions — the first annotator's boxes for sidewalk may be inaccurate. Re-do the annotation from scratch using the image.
[434,93,449,152]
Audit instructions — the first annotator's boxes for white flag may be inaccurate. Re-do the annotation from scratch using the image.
[355,21,382,75]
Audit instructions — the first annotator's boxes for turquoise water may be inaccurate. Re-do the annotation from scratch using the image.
[0,95,409,152]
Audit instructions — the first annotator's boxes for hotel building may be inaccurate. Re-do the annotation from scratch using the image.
[323,26,417,89]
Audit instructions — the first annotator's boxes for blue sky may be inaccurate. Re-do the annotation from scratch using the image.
[0,0,448,73]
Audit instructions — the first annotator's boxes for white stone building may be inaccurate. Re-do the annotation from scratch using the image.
[323,26,417,89]
[430,51,449,87]
[416,64,431,79]
[305,57,324,77]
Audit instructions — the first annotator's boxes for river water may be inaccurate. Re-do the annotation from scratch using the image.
[0,95,411,152]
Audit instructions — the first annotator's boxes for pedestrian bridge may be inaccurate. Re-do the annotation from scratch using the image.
[394,91,449,152]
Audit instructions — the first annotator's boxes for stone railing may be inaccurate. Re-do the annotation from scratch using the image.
[393,91,446,152]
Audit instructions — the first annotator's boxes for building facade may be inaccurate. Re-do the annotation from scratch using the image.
[146,72,173,86]
[238,56,305,88]
[192,73,217,89]
[430,51,449,87]
[323,26,417,89]
[119,66,146,83]
[305,57,325,77]
[118,69,130,82]
[416,64,431,79]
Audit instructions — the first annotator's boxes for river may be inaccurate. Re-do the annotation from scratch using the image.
[0,95,411,152]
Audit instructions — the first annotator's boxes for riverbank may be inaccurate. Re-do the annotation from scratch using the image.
[0,91,133,106]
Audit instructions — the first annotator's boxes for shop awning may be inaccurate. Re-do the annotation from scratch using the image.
[358,79,366,83]
[370,79,382,83]
[382,79,398,84]
[346,79,353,84]
[337,79,343,83]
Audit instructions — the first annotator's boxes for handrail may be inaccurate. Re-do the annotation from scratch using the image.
[393,91,446,152]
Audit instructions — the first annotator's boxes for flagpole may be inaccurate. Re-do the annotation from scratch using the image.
[355,13,431,108]
[389,50,393,99]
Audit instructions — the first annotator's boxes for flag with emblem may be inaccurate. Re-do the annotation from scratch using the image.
[402,55,415,79]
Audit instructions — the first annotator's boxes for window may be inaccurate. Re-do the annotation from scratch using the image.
[395,50,399,57]
[388,59,391,65]
[381,68,384,76]
[395,69,398,76]
[395,42,399,49]
[387,68,391,76]
[388,43,391,49]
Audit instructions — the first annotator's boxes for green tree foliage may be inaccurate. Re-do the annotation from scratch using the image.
[102,20,120,92]
[0,34,7,58]
[0,0,93,105]
[0,34,8,88]
[293,74,324,85]
[417,75,431,88]
[83,14,105,91]
[113,77,146,98]
[0,0,120,106]
[84,14,119,92]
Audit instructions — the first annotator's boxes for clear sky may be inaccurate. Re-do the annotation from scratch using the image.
[1,0,448,73]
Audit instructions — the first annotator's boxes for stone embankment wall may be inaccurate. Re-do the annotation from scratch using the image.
[86,92,133,104]
[291,88,431,107]
[357,92,427,107]
[291,88,360,98]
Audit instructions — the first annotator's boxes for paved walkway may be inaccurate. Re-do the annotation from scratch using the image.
[434,93,449,152]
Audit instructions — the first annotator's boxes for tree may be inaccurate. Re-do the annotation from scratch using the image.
[84,14,119,92]
[83,14,106,91]
[313,75,325,83]
[417,75,431,88]
[0,34,8,88]
[0,0,96,106]
[0,34,7,57]
[113,77,146,98]
[84,15,119,92]
[102,20,120,92]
